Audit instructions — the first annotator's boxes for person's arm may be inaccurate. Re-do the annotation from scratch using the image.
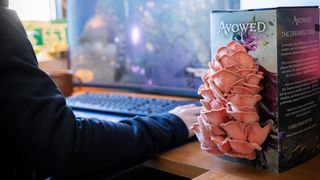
[0,8,199,178]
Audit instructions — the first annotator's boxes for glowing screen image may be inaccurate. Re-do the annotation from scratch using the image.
[68,0,238,90]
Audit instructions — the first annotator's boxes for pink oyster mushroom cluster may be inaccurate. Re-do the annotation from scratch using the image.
[191,41,273,160]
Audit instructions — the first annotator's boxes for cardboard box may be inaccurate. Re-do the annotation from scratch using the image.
[210,6,319,173]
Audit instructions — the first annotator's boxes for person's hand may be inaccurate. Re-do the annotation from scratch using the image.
[169,104,201,138]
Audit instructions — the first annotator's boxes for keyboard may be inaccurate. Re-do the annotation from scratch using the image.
[66,92,200,116]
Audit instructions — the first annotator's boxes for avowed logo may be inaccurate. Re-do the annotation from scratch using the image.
[218,21,266,36]
[292,16,312,26]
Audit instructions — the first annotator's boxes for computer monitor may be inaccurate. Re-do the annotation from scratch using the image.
[67,0,239,97]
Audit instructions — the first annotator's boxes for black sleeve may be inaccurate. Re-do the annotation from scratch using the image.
[0,7,188,178]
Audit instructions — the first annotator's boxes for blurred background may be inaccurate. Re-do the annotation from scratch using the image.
[9,0,320,74]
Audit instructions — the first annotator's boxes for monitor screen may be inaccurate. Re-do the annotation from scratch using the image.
[67,0,239,97]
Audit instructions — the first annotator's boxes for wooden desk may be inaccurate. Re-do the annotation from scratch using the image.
[146,141,320,180]
[74,87,320,180]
